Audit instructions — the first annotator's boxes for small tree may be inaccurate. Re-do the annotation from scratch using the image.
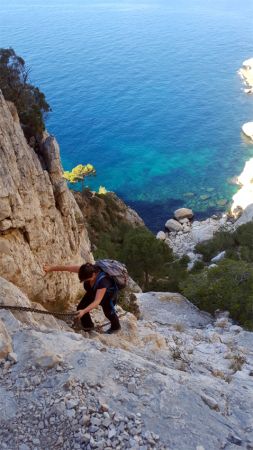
[63,164,96,191]
[120,227,174,289]
[0,48,51,143]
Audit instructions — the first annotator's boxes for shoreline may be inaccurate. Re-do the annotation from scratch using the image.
[157,59,253,256]
[238,58,253,93]
[231,59,253,212]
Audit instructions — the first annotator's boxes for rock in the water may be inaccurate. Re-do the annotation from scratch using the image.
[174,208,194,221]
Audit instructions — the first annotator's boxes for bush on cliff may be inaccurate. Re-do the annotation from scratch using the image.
[181,259,253,330]
[195,231,236,261]
[0,48,51,144]
[195,222,253,263]
[94,225,176,290]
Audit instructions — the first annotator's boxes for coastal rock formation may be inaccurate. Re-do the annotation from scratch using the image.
[160,209,232,257]
[0,277,253,450]
[0,91,92,307]
[239,58,253,93]
[242,122,253,141]
[231,158,253,213]
[234,203,253,228]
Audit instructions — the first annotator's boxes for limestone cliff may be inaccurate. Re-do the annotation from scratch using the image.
[0,90,92,307]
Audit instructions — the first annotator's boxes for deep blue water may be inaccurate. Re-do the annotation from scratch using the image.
[1,0,253,231]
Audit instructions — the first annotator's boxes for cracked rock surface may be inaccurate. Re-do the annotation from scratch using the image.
[1,279,253,449]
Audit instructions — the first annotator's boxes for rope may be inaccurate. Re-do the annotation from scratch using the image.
[0,304,78,318]
[0,305,128,328]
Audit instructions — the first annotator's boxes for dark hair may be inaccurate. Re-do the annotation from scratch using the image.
[78,263,99,282]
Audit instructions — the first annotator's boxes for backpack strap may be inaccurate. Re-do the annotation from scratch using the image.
[93,272,107,291]
[93,272,118,298]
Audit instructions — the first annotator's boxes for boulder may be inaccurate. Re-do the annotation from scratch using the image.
[165,219,183,232]
[211,251,226,263]
[174,208,194,221]
[156,231,166,240]
[190,218,221,244]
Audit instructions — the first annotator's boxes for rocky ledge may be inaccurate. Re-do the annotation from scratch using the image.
[1,276,253,450]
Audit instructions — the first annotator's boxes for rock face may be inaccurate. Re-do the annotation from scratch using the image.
[1,277,253,450]
[234,203,253,227]
[73,190,144,247]
[0,91,92,306]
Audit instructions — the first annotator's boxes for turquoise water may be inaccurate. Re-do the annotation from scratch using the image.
[1,0,253,230]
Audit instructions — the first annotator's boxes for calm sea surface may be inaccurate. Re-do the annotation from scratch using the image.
[1,0,253,230]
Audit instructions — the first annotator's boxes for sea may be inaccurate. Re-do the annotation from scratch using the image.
[1,0,253,231]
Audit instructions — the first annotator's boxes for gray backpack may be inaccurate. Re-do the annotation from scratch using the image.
[95,259,128,290]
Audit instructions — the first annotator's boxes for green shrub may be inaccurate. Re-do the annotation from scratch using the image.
[0,48,50,144]
[234,222,253,249]
[195,222,253,263]
[195,231,236,262]
[181,259,253,330]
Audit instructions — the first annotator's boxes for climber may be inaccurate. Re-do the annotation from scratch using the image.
[43,263,121,334]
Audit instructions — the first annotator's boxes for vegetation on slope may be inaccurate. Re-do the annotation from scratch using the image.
[181,222,253,330]
[0,48,50,146]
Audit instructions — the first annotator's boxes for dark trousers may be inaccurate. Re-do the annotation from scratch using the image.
[77,293,120,330]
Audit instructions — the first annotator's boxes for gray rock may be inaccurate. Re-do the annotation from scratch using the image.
[156,231,166,240]
[211,251,226,263]
[7,352,18,363]
[165,219,183,232]
[201,394,220,411]
[174,208,194,221]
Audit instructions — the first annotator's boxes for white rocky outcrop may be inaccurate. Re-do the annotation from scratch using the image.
[0,91,93,306]
[234,203,253,228]
[0,277,253,449]
[239,58,253,92]
[163,214,231,257]
[231,157,253,214]
[242,122,253,140]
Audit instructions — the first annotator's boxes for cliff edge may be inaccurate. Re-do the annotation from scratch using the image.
[0,90,92,307]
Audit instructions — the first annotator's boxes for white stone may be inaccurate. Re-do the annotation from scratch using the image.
[7,352,18,363]
[211,251,226,263]
[165,219,183,232]
[156,231,166,240]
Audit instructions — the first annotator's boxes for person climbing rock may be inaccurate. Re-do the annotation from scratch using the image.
[43,262,121,334]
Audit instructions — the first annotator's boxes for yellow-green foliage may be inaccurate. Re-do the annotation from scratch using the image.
[98,186,107,195]
[63,164,96,187]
